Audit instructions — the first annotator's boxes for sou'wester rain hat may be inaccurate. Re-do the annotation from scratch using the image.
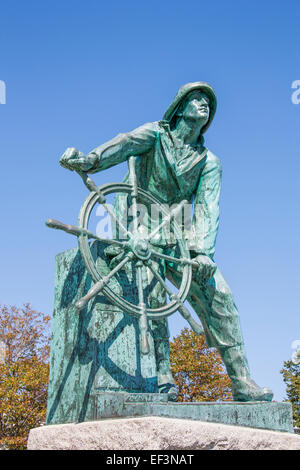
[163,82,217,135]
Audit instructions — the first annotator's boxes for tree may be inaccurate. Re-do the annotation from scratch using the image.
[170,327,232,402]
[280,360,300,428]
[0,304,50,450]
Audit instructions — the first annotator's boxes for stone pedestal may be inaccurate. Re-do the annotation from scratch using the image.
[27,417,300,450]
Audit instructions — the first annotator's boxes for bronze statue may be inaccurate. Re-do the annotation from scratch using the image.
[59,82,273,402]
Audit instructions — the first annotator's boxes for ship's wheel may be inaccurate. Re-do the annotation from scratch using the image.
[46,156,203,354]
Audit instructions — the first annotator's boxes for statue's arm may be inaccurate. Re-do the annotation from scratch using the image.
[60,122,159,173]
[190,151,222,260]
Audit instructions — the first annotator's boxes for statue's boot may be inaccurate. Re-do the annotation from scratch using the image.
[221,345,273,402]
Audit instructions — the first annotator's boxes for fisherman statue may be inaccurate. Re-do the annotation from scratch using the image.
[60,82,273,402]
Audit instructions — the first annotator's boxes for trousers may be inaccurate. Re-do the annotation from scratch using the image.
[150,260,248,387]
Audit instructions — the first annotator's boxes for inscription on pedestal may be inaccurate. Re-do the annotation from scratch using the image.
[124,393,168,404]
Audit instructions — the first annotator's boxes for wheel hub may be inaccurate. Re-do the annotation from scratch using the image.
[130,236,151,260]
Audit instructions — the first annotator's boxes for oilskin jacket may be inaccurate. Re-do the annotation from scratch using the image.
[87,120,222,259]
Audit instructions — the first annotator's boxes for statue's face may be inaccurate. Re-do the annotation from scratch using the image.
[181,91,210,125]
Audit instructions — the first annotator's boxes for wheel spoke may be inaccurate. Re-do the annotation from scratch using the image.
[145,260,174,298]
[128,156,140,235]
[103,201,132,241]
[146,199,188,242]
[150,249,198,268]
[75,253,133,311]
[136,261,150,355]
[78,170,132,240]
[46,219,125,247]
[176,303,204,336]
[78,171,106,202]
[146,260,203,335]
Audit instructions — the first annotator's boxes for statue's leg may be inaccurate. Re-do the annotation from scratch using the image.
[147,258,177,400]
[166,264,273,402]
[150,318,177,400]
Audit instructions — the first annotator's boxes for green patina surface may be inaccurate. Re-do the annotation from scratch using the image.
[46,244,159,425]
[46,82,294,433]
[46,243,294,433]
[93,393,294,433]
[153,400,294,433]
[56,82,277,403]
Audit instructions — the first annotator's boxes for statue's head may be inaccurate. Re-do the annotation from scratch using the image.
[163,82,217,136]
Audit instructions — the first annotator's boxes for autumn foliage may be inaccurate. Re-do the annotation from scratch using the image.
[0,304,50,450]
[280,360,300,428]
[170,327,232,402]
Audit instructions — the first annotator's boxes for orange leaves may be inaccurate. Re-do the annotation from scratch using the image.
[0,304,50,450]
[170,327,232,402]
[280,360,300,428]
[0,303,50,364]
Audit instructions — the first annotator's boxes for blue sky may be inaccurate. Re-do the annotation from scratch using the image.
[0,0,299,400]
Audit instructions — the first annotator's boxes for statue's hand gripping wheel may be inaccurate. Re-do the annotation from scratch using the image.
[46,156,203,355]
